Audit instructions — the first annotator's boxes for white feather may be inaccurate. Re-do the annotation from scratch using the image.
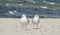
[33,15,40,24]
[20,14,28,23]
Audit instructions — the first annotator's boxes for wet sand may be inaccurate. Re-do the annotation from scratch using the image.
[0,18,60,35]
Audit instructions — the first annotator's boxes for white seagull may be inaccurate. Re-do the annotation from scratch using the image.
[20,14,29,29]
[32,15,40,28]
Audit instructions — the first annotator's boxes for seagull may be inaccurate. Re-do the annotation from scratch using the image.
[32,15,40,28]
[20,14,29,29]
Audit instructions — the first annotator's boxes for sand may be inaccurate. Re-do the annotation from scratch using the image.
[0,18,60,35]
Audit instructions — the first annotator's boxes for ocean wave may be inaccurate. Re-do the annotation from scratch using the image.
[0,6,60,18]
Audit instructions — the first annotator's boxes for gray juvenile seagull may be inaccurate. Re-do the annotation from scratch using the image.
[20,14,29,29]
[32,15,40,27]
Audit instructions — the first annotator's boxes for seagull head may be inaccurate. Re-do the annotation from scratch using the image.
[34,15,39,18]
[22,14,26,18]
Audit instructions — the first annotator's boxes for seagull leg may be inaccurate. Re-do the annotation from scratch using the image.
[22,23,25,29]
[33,23,35,27]
[25,25,26,28]
[25,24,27,28]
[36,23,38,28]
[22,24,24,28]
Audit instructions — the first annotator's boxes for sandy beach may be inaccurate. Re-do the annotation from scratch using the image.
[0,18,60,35]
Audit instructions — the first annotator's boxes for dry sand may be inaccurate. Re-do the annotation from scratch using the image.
[0,18,60,35]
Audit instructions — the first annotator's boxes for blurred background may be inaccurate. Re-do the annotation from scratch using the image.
[0,0,60,18]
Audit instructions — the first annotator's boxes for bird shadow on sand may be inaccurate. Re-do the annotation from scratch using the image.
[22,29,31,31]
[32,28,40,29]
